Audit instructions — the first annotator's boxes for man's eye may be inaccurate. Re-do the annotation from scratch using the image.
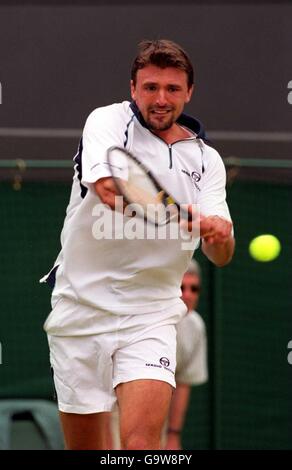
[145,85,156,91]
[168,86,179,92]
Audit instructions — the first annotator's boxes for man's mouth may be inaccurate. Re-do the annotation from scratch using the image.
[150,109,171,115]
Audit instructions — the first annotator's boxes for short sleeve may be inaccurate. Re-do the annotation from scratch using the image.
[81,103,129,185]
[198,147,232,222]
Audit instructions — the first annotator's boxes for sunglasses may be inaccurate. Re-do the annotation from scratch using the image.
[181,284,200,293]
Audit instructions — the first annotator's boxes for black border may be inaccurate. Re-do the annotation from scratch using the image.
[0,0,291,5]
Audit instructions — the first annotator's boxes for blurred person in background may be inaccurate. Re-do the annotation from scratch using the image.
[164,259,207,450]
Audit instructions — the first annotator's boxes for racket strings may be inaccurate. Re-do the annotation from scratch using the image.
[120,180,164,207]
[108,147,181,225]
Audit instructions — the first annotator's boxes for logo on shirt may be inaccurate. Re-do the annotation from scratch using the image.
[191,171,201,183]
[181,169,201,191]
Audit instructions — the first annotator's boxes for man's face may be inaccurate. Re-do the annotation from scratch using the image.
[131,64,193,132]
[181,273,200,312]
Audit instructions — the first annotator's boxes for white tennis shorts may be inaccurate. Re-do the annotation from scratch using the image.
[47,297,186,414]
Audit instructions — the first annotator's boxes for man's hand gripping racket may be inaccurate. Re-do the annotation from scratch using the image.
[95,146,232,242]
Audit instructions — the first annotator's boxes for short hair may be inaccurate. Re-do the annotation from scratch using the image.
[131,39,194,89]
[185,259,201,280]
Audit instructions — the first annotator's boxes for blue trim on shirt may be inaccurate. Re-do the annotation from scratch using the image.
[73,138,88,199]
[129,100,209,143]
[46,265,59,289]
[123,115,135,147]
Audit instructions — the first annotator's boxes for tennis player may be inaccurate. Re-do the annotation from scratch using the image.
[41,39,234,450]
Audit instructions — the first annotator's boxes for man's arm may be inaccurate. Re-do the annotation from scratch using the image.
[95,177,118,208]
[202,236,235,267]
[200,215,235,267]
[164,383,191,450]
[184,213,235,267]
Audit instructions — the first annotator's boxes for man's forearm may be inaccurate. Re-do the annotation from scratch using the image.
[202,236,235,267]
[167,383,190,432]
[164,383,191,450]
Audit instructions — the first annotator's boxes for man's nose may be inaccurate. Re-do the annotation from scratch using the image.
[155,89,168,106]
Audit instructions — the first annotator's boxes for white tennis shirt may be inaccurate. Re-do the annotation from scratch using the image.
[42,101,231,322]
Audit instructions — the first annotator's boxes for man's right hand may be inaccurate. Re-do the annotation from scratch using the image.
[94,177,120,209]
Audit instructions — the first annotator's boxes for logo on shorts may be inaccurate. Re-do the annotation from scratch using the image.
[159,357,170,367]
[145,357,174,375]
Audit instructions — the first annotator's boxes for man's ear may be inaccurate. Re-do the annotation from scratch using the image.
[130,80,136,100]
[185,84,194,103]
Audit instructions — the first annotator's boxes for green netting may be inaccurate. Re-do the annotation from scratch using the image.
[0,175,291,449]
[0,182,69,398]
[183,180,292,450]
[214,181,292,450]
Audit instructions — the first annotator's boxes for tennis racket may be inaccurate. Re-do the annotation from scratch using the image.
[106,146,193,227]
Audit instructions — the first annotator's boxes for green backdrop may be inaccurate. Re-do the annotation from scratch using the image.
[1,178,291,449]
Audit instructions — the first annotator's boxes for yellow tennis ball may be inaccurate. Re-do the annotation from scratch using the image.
[249,234,281,262]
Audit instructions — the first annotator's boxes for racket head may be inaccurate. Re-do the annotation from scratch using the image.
[106,146,186,226]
